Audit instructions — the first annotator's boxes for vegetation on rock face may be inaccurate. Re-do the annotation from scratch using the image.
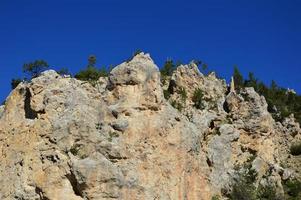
[229,162,281,200]
[170,100,183,111]
[211,195,220,200]
[230,165,258,200]
[178,87,187,103]
[163,89,171,100]
[192,88,204,109]
[283,179,301,199]
[8,55,301,126]
[233,67,301,124]
[290,142,301,156]
[160,59,176,83]
[229,156,301,200]
[2,53,301,199]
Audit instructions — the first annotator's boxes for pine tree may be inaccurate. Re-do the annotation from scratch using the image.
[23,60,49,78]
[233,66,244,91]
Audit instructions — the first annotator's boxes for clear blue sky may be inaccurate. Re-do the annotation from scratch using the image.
[1,0,300,103]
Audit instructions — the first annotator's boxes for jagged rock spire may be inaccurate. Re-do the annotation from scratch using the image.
[230,76,235,93]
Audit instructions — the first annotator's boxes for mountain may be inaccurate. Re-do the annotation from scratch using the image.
[0,53,300,200]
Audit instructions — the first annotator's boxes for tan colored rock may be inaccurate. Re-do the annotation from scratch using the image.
[0,53,299,200]
[225,87,275,134]
[168,63,227,113]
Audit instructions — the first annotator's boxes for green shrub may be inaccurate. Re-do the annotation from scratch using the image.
[230,159,288,200]
[163,89,171,100]
[57,68,71,76]
[192,88,204,109]
[75,55,108,86]
[108,131,119,142]
[170,100,183,112]
[234,67,301,125]
[211,195,220,200]
[283,179,301,199]
[233,66,244,91]
[160,60,176,77]
[23,60,49,78]
[178,87,187,103]
[70,144,80,156]
[11,78,22,89]
[230,161,258,200]
[290,142,301,156]
[75,66,107,86]
[257,184,277,200]
[230,180,257,200]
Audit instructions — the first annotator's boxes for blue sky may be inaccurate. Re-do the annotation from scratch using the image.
[0,0,300,102]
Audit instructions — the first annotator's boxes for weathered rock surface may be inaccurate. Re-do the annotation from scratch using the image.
[0,52,300,200]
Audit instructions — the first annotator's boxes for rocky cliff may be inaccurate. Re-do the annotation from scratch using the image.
[0,53,300,200]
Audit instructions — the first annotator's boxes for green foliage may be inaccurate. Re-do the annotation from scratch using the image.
[160,59,176,84]
[70,144,80,156]
[230,171,279,200]
[244,72,258,89]
[283,179,301,199]
[255,80,301,124]
[163,89,171,100]
[211,195,220,200]
[229,161,275,200]
[75,55,108,86]
[233,66,301,124]
[256,184,277,200]
[108,131,119,142]
[290,142,301,156]
[229,160,298,200]
[178,87,187,103]
[57,68,71,76]
[192,88,204,109]
[161,60,176,77]
[233,66,244,91]
[230,174,257,200]
[23,60,49,78]
[88,54,97,67]
[11,78,22,89]
[75,66,105,85]
[170,100,183,112]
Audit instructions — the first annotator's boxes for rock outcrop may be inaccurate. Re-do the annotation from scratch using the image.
[0,52,300,200]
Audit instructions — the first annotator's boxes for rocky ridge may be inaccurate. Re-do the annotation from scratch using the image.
[0,53,300,200]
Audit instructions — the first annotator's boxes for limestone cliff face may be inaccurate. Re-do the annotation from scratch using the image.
[0,53,300,200]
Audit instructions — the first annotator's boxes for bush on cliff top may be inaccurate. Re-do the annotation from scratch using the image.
[233,67,301,124]
[74,55,108,85]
